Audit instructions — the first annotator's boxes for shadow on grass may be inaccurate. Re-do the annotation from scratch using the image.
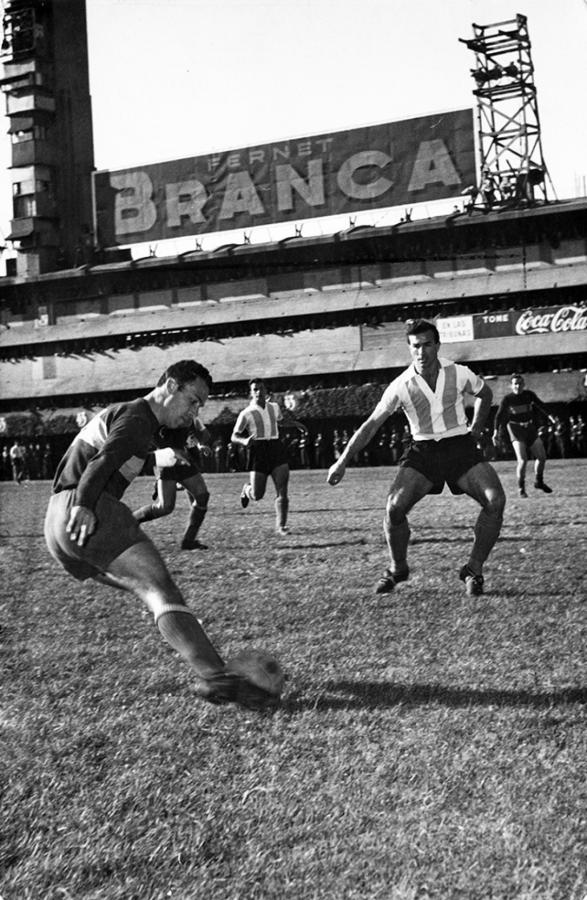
[275,539,368,550]
[283,680,586,712]
[295,507,382,515]
[411,535,528,545]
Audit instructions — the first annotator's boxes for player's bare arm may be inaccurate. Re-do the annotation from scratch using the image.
[230,422,254,447]
[469,382,493,439]
[327,410,388,485]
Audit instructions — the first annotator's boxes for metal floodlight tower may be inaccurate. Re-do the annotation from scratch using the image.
[460,13,554,208]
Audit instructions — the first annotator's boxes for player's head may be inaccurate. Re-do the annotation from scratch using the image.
[406,319,440,345]
[511,373,525,393]
[249,378,267,403]
[156,360,213,427]
[157,360,213,391]
[406,319,440,373]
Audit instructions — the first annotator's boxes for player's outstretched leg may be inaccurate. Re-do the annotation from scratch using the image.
[100,541,262,708]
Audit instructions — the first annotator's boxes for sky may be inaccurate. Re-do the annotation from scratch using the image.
[0,0,586,260]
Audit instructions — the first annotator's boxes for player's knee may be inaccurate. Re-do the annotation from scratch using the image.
[156,499,175,516]
[485,489,506,520]
[386,496,407,527]
[193,490,210,508]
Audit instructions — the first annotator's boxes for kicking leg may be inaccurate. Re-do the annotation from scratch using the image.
[100,540,224,678]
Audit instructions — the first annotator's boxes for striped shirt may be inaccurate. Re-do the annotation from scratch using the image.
[373,358,485,442]
[233,400,282,441]
[52,399,159,509]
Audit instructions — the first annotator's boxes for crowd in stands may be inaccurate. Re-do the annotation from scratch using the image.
[1,412,585,482]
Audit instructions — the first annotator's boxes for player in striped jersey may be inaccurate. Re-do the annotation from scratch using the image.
[327,320,506,597]
[44,360,273,710]
[231,378,290,535]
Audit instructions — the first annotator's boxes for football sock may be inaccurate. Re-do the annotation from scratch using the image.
[155,604,224,677]
[275,496,289,529]
[469,508,502,573]
[182,504,207,543]
[384,517,410,572]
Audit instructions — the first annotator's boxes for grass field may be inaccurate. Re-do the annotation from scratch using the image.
[0,460,586,900]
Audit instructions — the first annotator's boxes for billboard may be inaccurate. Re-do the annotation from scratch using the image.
[439,305,587,343]
[93,109,475,246]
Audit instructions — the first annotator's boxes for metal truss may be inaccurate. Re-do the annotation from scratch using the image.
[460,13,554,210]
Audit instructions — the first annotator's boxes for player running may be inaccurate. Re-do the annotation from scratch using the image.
[327,319,506,597]
[133,415,212,549]
[492,373,556,497]
[231,378,290,535]
[44,360,274,710]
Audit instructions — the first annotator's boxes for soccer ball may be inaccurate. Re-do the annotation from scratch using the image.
[226,649,285,698]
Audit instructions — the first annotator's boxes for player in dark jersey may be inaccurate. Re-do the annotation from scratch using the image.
[133,416,212,550]
[44,359,273,710]
[492,373,556,497]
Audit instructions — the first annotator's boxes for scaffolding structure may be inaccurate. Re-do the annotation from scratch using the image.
[460,13,554,210]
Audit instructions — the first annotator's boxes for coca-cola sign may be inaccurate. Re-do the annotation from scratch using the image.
[465,305,587,340]
[514,306,587,335]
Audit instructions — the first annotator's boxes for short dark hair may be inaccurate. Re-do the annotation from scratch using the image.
[157,360,213,390]
[248,377,266,388]
[406,319,440,344]
[511,373,524,381]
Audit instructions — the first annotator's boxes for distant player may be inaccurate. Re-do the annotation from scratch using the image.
[327,319,506,597]
[44,359,272,709]
[133,416,212,550]
[231,378,290,535]
[492,374,556,497]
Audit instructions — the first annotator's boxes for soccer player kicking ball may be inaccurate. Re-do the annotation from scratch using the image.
[44,360,274,710]
[327,320,506,597]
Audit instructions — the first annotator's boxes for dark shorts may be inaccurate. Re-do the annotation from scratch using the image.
[400,434,485,495]
[156,462,202,482]
[44,489,150,581]
[246,439,289,476]
[507,422,538,446]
